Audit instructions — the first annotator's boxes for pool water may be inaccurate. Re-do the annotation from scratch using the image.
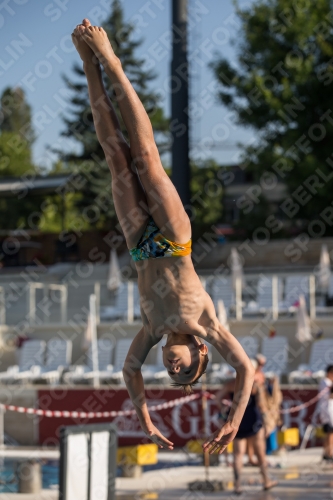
[0,456,203,493]
[0,460,59,493]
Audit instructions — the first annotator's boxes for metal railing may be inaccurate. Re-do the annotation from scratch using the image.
[28,283,67,325]
[0,273,331,325]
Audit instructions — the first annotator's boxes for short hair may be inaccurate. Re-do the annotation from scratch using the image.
[326,365,333,374]
[171,354,209,395]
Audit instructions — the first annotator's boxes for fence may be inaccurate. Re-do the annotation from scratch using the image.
[0,273,331,326]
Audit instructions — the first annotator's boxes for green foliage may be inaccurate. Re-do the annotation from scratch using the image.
[0,88,39,230]
[38,161,92,233]
[60,0,170,228]
[190,160,224,240]
[211,0,333,237]
[0,87,35,147]
[0,132,38,229]
[0,132,35,177]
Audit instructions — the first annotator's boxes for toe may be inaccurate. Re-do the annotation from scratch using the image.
[82,27,92,36]
[82,18,91,27]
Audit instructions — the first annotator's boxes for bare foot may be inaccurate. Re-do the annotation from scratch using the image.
[81,24,118,67]
[263,479,278,491]
[71,19,95,64]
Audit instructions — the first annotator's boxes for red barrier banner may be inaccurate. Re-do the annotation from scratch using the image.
[38,387,322,447]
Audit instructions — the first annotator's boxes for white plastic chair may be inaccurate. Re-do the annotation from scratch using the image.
[257,276,283,313]
[0,340,46,384]
[262,336,288,376]
[31,339,72,385]
[109,339,133,384]
[99,282,129,321]
[64,339,113,384]
[142,344,165,383]
[281,276,309,312]
[238,336,259,359]
[209,363,236,384]
[211,276,234,313]
[289,339,333,383]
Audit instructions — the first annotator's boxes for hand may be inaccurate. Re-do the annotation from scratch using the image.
[142,423,174,450]
[202,420,238,455]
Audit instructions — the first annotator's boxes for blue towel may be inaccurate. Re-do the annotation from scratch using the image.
[266,429,278,455]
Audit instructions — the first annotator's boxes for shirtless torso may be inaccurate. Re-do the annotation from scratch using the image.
[136,255,211,339]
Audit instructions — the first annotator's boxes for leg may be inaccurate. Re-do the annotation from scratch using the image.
[72,23,150,249]
[323,433,329,457]
[328,432,333,457]
[247,439,258,465]
[82,23,191,243]
[233,438,246,493]
[250,428,277,490]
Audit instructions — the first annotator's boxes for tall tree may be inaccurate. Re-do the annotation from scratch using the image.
[0,87,35,149]
[0,87,38,230]
[190,160,224,241]
[211,0,333,237]
[60,0,169,228]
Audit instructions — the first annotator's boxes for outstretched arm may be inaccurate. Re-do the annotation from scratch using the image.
[186,295,254,454]
[123,327,174,450]
[203,321,254,454]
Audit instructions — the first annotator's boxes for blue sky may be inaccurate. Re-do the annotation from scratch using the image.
[0,0,255,170]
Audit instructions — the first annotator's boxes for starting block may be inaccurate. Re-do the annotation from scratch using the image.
[117,444,158,478]
[186,439,233,454]
[117,444,158,466]
[278,428,299,447]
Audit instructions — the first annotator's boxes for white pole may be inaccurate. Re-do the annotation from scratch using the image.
[0,404,4,448]
[60,285,67,324]
[94,282,100,324]
[272,275,278,321]
[309,275,316,319]
[28,284,35,325]
[0,287,5,325]
[89,294,99,388]
[43,285,49,323]
[127,281,134,323]
[235,276,242,321]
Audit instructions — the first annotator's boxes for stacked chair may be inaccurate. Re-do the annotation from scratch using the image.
[262,336,288,378]
[0,340,46,384]
[209,336,259,383]
[64,339,113,385]
[30,339,72,385]
[289,339,333,383]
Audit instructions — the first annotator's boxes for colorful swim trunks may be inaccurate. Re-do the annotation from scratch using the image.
[129,216,192,262]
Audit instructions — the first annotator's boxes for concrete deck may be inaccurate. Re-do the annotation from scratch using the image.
[0,448,332,499]
[0,447,59,460]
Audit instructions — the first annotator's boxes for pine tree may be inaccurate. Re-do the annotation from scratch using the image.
[0,87,35,149]
[60,0,169,228]
[211,0,333,238]
[0,87,39,229]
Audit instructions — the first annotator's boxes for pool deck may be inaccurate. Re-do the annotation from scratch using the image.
[0,447,59,461]
[0,447,332,499]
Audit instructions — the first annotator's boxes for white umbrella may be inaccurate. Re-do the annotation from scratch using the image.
[107,249,122,292]
[82,311,92,352]
[296,294,312,343]
[230,247,243,290]
[318,244,331,293]
[217,299,230,331]
[81,294,99,387]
